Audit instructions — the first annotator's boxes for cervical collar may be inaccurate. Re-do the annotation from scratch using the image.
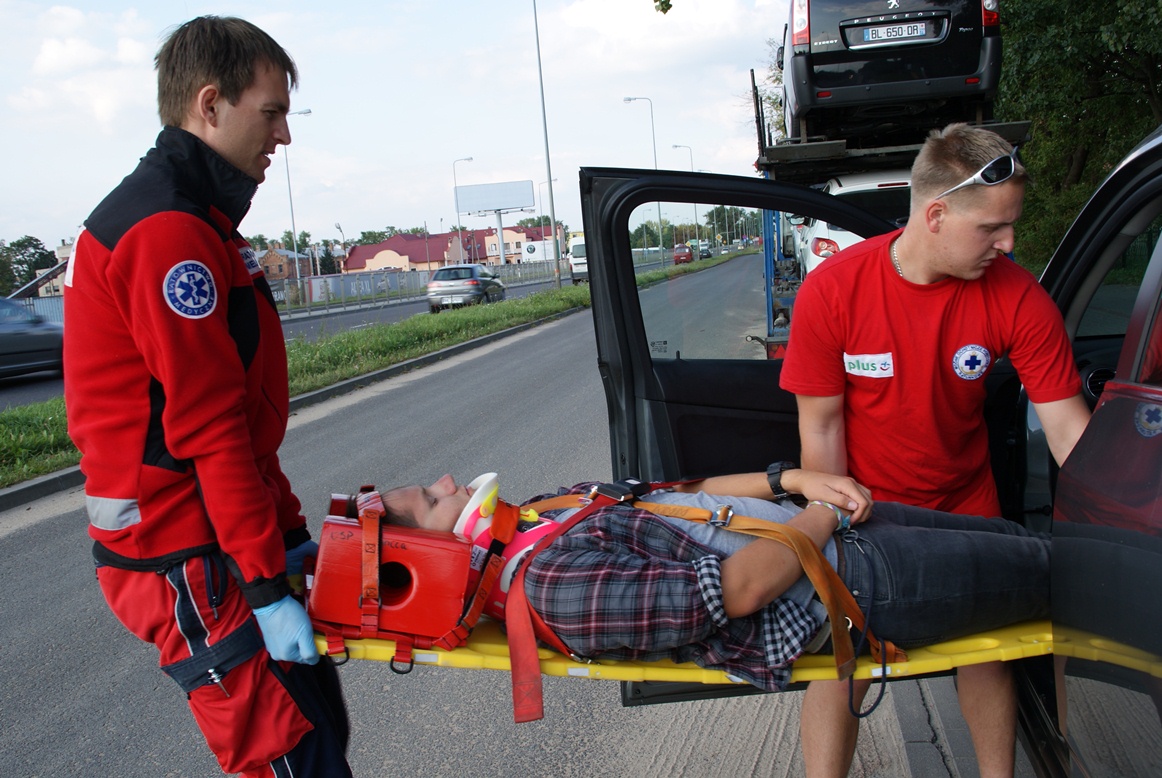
[452,473,559,620]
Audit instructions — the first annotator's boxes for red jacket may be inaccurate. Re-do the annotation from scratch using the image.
[65,127,305,606]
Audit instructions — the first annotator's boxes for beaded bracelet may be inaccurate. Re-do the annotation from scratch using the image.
[809,500,851,531]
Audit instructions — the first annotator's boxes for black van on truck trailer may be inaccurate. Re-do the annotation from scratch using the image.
[779,0,1003,147]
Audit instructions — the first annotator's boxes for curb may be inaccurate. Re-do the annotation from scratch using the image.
[0,307,585,515]
[0,465,87,513]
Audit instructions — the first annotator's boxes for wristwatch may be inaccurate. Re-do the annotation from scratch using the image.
[766,461,797,500]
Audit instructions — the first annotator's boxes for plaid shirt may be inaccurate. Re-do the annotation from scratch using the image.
[522,483,821,692]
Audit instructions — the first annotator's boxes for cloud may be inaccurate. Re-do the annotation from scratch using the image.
[115,36,153,66]
[32,36,107,75]
[5,7,156,132]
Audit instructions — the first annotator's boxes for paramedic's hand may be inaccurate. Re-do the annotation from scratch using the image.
[286,540,318,575]
[784,470,873,525]
[253,595,320,664]
[285,540,318,595]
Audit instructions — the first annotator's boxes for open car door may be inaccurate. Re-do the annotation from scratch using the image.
[579,168,895,705]
[579,167,893,483]
[1017,126,1162,777]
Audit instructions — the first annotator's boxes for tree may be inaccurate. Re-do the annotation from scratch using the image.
[998,0,1162,269]
[248,234,269,250]
[0,236,56,288]
[516,216,569,235]
[319,242,338,275]
[280,230,312,253]
[352,228,399,246]
[758,37,786,145]
[0,241,16,295]
[630,221,664,250]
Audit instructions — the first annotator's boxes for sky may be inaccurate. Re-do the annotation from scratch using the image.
[0,0,785,251]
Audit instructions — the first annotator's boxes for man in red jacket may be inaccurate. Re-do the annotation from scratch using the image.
[63,16,351,777]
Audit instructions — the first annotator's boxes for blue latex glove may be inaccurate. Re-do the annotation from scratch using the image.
[285,540,319,576]
[253,595,319,664]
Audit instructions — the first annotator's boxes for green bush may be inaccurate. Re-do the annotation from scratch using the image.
[0,397,75,488]
[286,285,590,395]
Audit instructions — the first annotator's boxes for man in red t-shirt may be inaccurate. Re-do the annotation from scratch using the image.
[780,124,1091,778]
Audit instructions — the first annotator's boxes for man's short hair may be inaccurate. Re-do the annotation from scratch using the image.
[910,123,1027,207]
[380,487,419,528]
[155,16,298,127]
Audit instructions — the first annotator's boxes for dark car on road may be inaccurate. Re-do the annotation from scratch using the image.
[778,0,1002,147]
[0,297,63,379]
[580,123,1162,776]
[426,263,506,314]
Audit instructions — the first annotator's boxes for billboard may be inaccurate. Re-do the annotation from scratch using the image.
[455,180,535,214]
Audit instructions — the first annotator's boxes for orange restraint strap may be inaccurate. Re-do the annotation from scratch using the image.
[318,488,534,666]
[504,485,906,723]
[635,500,907,674]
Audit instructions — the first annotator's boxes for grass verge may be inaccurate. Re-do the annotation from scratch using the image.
[0,254,741,488]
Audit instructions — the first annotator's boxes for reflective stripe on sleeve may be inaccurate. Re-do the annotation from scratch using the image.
[86,495,141,530]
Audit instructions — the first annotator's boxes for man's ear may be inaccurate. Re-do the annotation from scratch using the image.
[193,84,221,127]
[923,199,946,234]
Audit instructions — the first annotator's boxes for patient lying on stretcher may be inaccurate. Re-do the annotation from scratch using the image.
[377,468,1048,694]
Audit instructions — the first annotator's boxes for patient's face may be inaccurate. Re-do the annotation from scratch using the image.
[383,474,472,533]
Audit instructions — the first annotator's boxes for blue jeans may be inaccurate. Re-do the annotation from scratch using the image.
[837,503,1049,648]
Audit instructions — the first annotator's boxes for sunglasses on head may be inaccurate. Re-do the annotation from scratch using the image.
[934,146,1020,201]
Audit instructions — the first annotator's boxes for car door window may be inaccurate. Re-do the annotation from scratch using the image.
[1076,212,1162,340]
[631,199,795,362]
[1125,214,1162,385]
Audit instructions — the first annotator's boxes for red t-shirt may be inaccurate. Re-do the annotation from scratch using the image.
[780,230,1081,516]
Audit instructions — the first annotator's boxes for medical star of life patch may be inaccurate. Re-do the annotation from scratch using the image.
[952,344,991,380]
[1134,402,1162,438]
[164,260,217,319]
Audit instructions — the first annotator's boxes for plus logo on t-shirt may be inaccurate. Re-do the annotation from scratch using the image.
[844,352,894,378]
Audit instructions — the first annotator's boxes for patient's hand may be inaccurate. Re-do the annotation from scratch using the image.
[786,471,873,525]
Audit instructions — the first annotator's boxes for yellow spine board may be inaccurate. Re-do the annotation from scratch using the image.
[315,618,1054,684]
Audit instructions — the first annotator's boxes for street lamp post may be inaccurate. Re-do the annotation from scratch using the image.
[453,157,473,263]
[532,0,562,287]
[672,144,700,253]
[697,170,719,249]
[423,220,431,273]
[624,96,665,260]
[334,222,345,273]
[538,178,557,262]
[283,108,311,310]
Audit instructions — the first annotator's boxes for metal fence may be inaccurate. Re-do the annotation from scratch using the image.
[21,294,64,324]
[269,259,572,317]
[15,259,576,326]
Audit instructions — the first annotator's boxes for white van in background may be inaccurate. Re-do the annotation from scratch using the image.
[568,234,588,284]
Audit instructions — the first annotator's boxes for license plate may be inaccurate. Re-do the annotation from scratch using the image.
[443,296,463,305]
[863,21,926,42]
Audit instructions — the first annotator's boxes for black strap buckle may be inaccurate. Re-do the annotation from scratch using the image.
[593,478,651,502]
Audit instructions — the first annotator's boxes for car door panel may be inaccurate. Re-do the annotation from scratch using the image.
[581,167,893,483]
[1024,125,1162,776]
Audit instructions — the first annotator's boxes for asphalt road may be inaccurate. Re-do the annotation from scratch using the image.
[0,279,559,409]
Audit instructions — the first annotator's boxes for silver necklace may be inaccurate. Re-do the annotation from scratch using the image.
[890,239,904,278]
